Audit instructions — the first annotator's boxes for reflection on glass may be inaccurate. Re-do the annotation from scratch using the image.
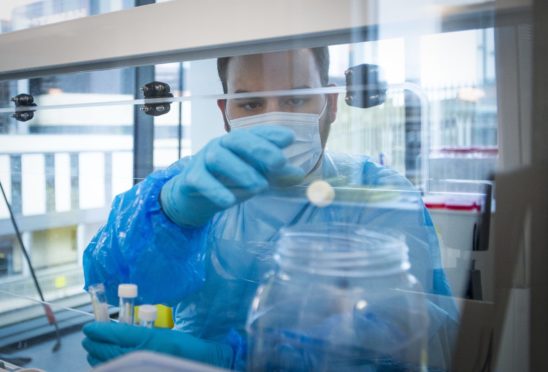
[0,100,136,330]
[0,4,505,370]
[70,46,463,371]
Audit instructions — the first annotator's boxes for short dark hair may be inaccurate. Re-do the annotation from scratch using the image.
[217,47,330,94]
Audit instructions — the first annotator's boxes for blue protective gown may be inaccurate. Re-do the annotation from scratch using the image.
[83,152,458,370]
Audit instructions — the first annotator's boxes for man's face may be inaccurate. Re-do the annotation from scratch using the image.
[217,49,338,147]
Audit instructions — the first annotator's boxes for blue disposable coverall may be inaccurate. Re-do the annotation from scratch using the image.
[83,152,458,370]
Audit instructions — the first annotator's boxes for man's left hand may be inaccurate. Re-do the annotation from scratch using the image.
[82,322,233,368]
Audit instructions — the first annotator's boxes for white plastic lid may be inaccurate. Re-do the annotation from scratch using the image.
[306,180,335,207]
[118,284,138,298]
[139,305,158,322]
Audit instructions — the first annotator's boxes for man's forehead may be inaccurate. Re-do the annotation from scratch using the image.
[226,49,322,92]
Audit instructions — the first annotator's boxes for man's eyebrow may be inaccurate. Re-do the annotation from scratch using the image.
[232,90,264,101]
[233,86,312,94]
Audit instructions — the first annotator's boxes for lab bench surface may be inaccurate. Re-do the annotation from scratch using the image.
[2,329,89,372]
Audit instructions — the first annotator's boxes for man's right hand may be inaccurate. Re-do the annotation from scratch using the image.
[160,125,305,227]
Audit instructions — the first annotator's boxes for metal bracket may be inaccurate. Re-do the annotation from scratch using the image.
[11,94,37,122]
[140,81,173,116]
[344,64,387,109]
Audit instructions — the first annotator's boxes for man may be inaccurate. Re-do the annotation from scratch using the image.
[82,47,457,370]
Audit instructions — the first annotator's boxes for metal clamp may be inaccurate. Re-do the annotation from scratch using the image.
[11,94,37,122]
[140,81,173,116]
[344,64,387,109]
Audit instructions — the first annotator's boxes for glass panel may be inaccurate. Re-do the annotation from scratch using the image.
[0,1,539,371]
[153,62,189,169]
[0,43,489,361]
[0,100,137,311]
[0,0,136,34]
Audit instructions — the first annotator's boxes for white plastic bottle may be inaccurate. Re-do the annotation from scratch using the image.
[88,283,109,322]
[118,284,138,324]
[139,304,158,328]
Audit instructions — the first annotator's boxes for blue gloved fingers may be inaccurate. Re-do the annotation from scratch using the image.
[248,125,295,148]
[179,164,236,208]
[267,163,306,186]
[83,323,234,369]
[87,354,103,367]
[82,337,130,362]
[83,322,147,347]
[192,339,235,369]
[204,144,268,193]
[160,125,300,228]
[221,130,290,173]
[168,333,234,369]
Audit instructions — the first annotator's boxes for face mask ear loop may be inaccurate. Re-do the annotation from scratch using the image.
[318,95,328,120]
[224,106,233,130]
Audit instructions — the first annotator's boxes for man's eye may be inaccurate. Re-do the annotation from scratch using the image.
[284,97,307,107]
[238,101,262,111]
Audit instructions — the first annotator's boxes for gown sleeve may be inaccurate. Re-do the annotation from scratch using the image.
[83,159,210,306]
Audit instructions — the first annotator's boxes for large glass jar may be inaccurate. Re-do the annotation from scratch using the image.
[246,224,429,371]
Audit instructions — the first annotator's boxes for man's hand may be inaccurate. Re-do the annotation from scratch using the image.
[82,322,234,368]
[161,125,304,227]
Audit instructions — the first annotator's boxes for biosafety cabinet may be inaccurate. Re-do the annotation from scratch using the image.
[0,0,546,371]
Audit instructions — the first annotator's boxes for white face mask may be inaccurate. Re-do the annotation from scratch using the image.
[227,102,327,175]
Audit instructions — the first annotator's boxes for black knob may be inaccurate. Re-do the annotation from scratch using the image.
[141,81,173,117]
[344,64,387,109]
[11,94,37,122]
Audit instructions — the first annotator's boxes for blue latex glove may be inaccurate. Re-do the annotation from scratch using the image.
[161,125,305,227]
[82,322,234,368]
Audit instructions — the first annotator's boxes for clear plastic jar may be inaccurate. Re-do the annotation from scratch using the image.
[246,224,429,371]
